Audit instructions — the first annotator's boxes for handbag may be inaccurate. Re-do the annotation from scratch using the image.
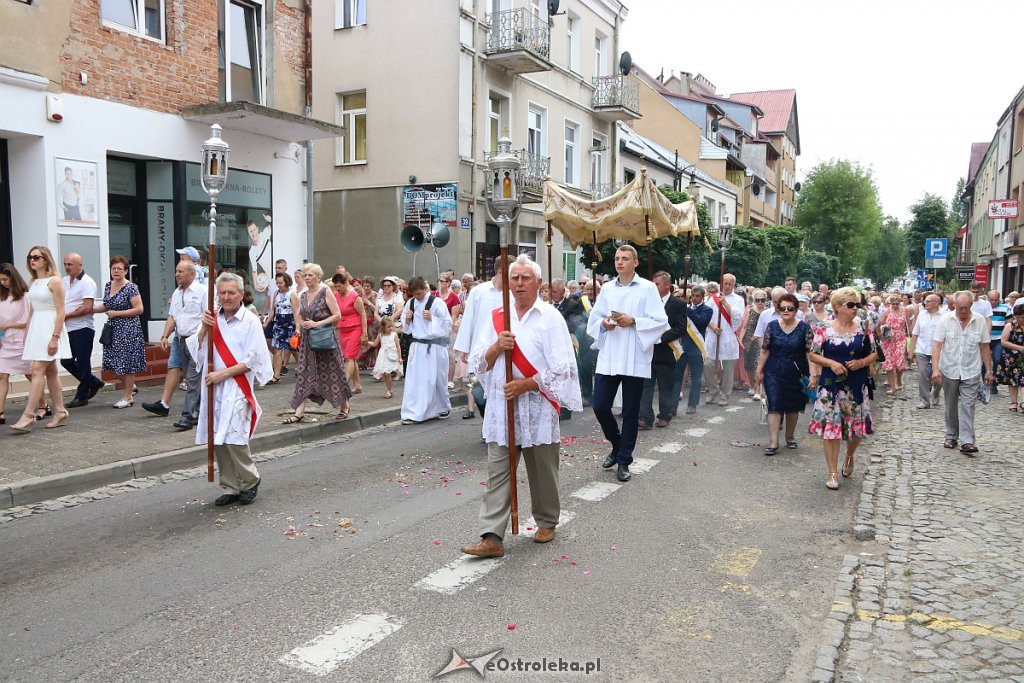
[386,349,398,363]
[308,324,336,351]
[99,322,113,346]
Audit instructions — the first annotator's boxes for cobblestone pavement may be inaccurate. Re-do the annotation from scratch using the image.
[813,374,1024,682]
[0,369,412,487]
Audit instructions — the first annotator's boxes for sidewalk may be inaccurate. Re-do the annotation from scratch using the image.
[1,371,467,509]
[814,375,1024,681]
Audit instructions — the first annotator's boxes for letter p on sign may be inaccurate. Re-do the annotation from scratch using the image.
[925,238,948,259]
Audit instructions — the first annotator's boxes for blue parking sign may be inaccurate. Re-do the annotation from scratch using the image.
[916,269,933,290]
[925,238,948,259]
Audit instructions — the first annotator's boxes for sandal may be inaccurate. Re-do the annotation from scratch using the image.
[283,414,305,424]
[0,412,5,425]
[842,454,855,477]
[35,405,52,420]
[383,390,393,399]
[1010,403,1019,413]
[336,410,349,420]
[267,377,281,385]
[786,440,798,449]
[764,446,779,456]
[826,473,840,490]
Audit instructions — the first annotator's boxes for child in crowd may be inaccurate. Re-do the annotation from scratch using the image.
[371,317,403,399]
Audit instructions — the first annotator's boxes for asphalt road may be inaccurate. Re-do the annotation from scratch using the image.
[0,397,862,681]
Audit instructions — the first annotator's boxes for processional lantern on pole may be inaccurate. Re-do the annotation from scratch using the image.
[708,220,734,366]
[200,123,230,483]
[484,135,524,535]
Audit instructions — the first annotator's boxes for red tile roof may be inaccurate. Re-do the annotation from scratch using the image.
[729,89,796,135]
[967,142,989,184]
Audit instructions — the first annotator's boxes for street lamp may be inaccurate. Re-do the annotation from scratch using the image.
[707,220,734,367]
[484,135,524,535]
[200,123,230,484]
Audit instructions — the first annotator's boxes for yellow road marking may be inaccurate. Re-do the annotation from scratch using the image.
[830,601,1022,641]
[720,581,750,593]
[665,611,714,641]
[712,548,762,578]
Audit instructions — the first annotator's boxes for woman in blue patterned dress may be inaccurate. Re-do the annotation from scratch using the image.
[756,293,812,455]
[265,272,295,383]
[808,287,877,491]
[93,256,147,408]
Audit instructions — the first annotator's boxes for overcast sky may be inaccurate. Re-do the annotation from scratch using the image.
[620,0,1024,223]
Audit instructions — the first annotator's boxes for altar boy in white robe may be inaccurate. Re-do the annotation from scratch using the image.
[586,245,668,482]
[188,272,274,506]
[401,276,453,424]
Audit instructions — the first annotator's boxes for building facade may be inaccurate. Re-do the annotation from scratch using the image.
[0,0,336,343]
[312,0,634,282]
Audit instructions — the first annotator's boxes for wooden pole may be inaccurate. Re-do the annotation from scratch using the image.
[206,201,216,482]
[546,221,553,292]
[644,213,654,279]
[499,239,519,535]
[682,232,692,296]
[713,249,725,365]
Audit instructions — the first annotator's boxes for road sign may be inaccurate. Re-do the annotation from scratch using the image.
[925,258,946,269]
[987,199,1019,219]
[974,264,990,284]
[925,238,948,259]
[460,217,470,229]
[916,269,934,290]
[956,267,975,281]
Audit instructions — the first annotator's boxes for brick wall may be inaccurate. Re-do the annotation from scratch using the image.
[59,0,305,115]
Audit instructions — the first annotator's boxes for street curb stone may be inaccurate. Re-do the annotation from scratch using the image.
[0,395,465,510]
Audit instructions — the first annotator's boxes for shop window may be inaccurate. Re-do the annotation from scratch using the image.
[336,91,367,165]
[101,0,165,41]
[335,0,366,29]
[219,0,264,104]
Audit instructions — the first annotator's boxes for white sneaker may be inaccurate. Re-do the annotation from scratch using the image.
[747,388,755,397]
[753,393,761,401]
[112,399,133,409]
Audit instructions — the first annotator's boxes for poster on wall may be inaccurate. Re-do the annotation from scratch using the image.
[55,158,99,227]
[248,214,273,293]
[402,183,457,236]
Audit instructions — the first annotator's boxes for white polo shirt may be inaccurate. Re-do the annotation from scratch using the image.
[934,311,987,380]
[168,281,208,337]
[911,308,944,355]
[62,272,98,332]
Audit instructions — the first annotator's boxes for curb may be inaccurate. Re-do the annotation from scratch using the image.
[0,394,466,510]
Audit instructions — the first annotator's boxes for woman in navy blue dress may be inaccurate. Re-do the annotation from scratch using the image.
[756,293,812,455]
[93,256,147,408]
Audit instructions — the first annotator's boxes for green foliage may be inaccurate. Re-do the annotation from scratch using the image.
[794,159,883,277]
[797,250,841,288]
[862,216,907,290]
[762,226,804,285]
[949,177,967,230]
[702,226,771,285]
[580,186,710,281]
[904,194,951,270]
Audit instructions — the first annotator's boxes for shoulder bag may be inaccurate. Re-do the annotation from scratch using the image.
[99,322,113,346]
[305,288,337,351]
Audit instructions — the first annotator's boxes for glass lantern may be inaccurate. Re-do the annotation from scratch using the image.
[200,124,230,197]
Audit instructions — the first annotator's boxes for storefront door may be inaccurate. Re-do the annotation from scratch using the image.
[0,139,12,263]
[107,157,150,330]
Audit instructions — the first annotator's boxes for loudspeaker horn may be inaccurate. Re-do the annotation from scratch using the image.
[619,51,633,76]
[401,224,425,252]
[794,181,802,192]
[429,224,451,249]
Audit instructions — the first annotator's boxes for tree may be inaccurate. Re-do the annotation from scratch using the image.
[794,159,883,278]
[702,225,771,285]
[949,177,967,232]
[904,194,950,270]
[797,250,841,288]
[762,226,803,285]
[580,186,710,282]
[862,216,907,290]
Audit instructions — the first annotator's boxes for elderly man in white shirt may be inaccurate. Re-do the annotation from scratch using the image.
[587,245,668,482]
[460,255,582,558]
[61,252,104,407]
[704,273,745,406]
[910,292,944,409]
[188,272,273,506]
[931,291,995,455]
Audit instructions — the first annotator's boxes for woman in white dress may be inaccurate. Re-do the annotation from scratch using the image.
[8,246,72,434]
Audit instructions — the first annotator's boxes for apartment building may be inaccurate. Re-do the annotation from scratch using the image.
[0,0,337,340]
[311,0,634,281]
[729,90,800,226]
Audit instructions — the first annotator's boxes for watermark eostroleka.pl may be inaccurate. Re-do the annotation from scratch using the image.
[435,648,602,677]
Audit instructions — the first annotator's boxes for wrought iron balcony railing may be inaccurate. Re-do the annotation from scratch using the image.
[592,74,640,113]
[517,148,550,196]
[486,8,550,60]
[590,182,624,198]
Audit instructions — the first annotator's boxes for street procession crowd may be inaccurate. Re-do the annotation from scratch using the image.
[2,243,1023,555]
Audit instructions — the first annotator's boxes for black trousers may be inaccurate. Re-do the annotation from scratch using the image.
[61,328,102,401]
[640,361,679,423]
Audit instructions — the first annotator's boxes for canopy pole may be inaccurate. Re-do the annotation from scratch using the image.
[591,230,600,271]
[682,232,693,298]
[644,213,653,279]
[545,221,553,292]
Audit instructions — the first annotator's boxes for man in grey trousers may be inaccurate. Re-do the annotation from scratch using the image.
[910,293,943,409]
[931,291,994,455]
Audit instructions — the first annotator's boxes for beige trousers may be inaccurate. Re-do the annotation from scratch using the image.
[215,444,260,494]
[479,442,560,540]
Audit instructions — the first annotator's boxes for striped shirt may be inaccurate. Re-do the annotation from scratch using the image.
[991,303,1010,341]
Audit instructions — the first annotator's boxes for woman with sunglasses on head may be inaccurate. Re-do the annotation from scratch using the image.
[0,263,50,426]
[756,293,813,455]
[8,247,72,433]
[807,287,877,490]
[741,289,768,400]
[996,303,1024,411]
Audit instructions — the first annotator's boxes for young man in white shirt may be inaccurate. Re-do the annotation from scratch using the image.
[910,293,944,409]
[931,291,995,455]
[587,245,668,482]
[62,252,104,407]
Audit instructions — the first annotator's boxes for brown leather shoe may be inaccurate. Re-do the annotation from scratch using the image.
[460,537,505,558]
[655,418,670,428]
[534,527,556,543]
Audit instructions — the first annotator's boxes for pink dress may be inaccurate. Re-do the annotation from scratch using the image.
[879,307,909,372]
[335,289,363,360]
[0,294,32,376]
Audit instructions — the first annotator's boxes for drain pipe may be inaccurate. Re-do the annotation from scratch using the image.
[468,0,480,272]
[304,0,315,262]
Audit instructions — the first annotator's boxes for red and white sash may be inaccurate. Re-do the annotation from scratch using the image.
[213,315,259,437]
[491,307,560,414]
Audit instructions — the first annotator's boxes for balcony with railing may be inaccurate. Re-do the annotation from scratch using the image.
[517,149,550,202]
[592,74,641,121]
[485,8,552,76]
[590,182,624,199]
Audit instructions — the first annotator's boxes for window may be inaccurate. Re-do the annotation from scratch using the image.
[219,0,264,103]
[704,198,715,226]
[101,0,165,40]
[518,229,537,261]
[591,133,607,190]
[337,91,367,164]
[594,33,607,77]
[334,0,366,29]
[567,14,581,74]
[624,168,636,184]
[488,94,509,154]
[564,121,580,186]
[528,105,546,157]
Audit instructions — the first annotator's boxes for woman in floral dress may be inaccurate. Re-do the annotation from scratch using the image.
[808,287,877,491]
[878,293,910,398]
[94,256,147,408]
[997,302,1024,411]
[265,272,295,383]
